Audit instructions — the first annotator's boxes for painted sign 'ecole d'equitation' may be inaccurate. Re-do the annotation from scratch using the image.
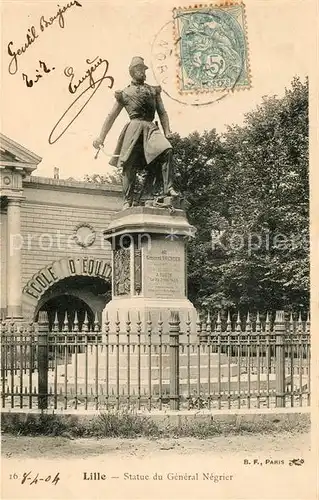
[23,257,112,302]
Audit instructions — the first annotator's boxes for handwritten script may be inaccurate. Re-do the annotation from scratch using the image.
[7,1,82,75]
[48,57,114,144]
[6,1,115,144]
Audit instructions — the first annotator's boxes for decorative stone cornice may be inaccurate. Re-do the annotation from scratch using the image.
[23,175,122,194]
[104,206,196,239]
[0,134,42,200]
[6,194,25,204]
[1,167,25,199]
[0,133,42,173]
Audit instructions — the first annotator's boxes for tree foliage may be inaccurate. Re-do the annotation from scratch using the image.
[83,169,122,185]
[171,77,309,313]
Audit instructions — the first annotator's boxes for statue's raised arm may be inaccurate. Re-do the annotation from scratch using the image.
[93,56,179,209]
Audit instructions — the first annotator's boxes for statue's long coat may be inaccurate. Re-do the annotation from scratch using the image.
[109,83,171,168]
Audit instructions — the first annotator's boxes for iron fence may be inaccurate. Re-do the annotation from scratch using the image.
[1,310,310,412]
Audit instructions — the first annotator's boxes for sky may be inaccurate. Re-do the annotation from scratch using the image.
[1,0,315,179]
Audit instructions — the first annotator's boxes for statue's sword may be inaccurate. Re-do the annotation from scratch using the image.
[94,146,120,160]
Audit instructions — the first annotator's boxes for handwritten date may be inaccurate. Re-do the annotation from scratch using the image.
[21,471,60,485]
[22,60,55,88]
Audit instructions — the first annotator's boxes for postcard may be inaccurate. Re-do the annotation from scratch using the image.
[1,0,318,499]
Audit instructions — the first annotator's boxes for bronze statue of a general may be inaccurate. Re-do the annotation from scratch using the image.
[93,56,179,209]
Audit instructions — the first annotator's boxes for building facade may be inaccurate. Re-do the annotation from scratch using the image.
[0,133,122,329]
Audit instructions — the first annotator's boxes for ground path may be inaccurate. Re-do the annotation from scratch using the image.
[1,432,315,500]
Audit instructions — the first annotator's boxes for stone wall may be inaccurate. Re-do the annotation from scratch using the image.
[0,211,7,316]
[22,178,122,281]
[1,175,123,318]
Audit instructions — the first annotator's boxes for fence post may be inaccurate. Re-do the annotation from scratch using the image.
[275,310,286,408]
[169,311,180,410]
[37,311,49,410]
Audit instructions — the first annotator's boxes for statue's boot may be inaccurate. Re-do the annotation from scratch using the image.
[161,149,180,197]
[166,187,179,197]
[122,200,132,210]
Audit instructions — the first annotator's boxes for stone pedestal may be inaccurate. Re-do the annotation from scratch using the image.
[102,205,197,335]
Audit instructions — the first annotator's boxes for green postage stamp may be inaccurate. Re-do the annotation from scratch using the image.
[173,2,251,93]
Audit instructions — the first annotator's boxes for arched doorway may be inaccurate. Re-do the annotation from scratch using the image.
[36,296,94,331]
[34,276,112,331]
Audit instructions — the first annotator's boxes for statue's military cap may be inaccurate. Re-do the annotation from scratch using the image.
[129,56,148,71]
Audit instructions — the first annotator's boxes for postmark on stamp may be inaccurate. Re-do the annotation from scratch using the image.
[173,2,251,94]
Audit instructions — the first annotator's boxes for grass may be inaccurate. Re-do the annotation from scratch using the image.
[1,411,159,438]
[1,410,310,439]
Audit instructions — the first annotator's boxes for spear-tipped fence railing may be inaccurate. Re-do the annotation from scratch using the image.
[0,310,310,412]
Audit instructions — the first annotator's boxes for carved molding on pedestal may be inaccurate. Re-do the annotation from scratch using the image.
[134,248,142,295]
[113,248,131,296]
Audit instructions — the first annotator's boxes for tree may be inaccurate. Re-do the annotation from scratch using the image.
[170,130,232,310]
[83,169,122,185]
[177,77,309,313]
